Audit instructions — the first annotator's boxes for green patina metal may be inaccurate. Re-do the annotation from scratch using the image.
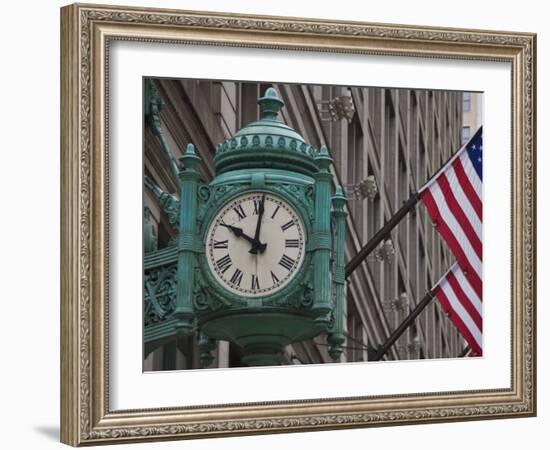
[143,82,347,367]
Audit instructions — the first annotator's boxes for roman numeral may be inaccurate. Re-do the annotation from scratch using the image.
[229,268,243,286]
[215,254,232,274]
[278,254,295,271]
[213,239,228,249]
[252,199,261,215]
[233,204,246,220]
[270,271,280,285]
[271,205,280,219]
[281,220,295,232]
[251,274,260,290]
[285,239,300,248]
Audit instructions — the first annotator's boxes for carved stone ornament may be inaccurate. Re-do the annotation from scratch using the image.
[61,3,535,446]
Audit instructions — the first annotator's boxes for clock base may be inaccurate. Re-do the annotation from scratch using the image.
[240,343,284,366]
[200,311,324,367]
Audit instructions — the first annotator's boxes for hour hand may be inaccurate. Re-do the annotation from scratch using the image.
[220,222,267,252]
[220,223,256,244]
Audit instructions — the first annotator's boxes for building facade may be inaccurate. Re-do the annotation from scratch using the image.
[143,78,474,370]
[461,91,483,144]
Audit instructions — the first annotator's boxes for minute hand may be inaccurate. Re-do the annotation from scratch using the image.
[250,194,266,254]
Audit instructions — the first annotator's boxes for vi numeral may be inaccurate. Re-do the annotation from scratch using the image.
[251,274,260,290]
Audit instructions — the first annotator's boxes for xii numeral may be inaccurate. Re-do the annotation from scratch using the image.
[252,199,261,215]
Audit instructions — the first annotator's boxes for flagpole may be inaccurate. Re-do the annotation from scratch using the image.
[344,126,482,280]
[345,193,420,278]
[370,290,435,361]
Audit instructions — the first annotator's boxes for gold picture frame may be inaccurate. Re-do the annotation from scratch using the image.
[60,3,536,446]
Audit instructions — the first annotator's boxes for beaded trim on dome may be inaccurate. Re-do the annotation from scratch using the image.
[213,88,320,175]
[216,135,317,158]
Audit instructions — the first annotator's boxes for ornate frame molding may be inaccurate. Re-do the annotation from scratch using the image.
[60,3,536,446]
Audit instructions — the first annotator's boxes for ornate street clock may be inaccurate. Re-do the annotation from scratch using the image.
[144,86,347,367]
[205,192,306,297]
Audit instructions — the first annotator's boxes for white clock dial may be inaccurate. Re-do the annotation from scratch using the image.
[205,192,306,297]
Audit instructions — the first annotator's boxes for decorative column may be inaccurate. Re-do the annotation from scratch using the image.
[198,332,216,368]
[145,79,180,180]
[143,206,158,253]
[174,143,202,335]
[312,145,333,327]
[328,186,347,360]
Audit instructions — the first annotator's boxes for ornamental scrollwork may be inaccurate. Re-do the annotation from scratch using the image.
[263,264,314,309]
[298,264,314,308]
[197,184,212,223]
[158,192,180,227]
[198,183,247,226]
[198,184,211,202]
[144,264,178,325]
[212,183,248,203]
[192,270,227,312]
[271,183,315,220]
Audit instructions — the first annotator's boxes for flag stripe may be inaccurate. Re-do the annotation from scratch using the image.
[422,190,483,298]
[436,175,482,259]
[454,266,482,308]
[440,281,482,347]
[435,284,482,355]
[423,185,482,274]
[452,156,482,220]
[444,166,482,237]
[446,270,482,329]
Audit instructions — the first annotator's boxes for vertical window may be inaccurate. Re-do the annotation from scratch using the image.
[409,92,418,184]
[366,160,377,238]
[240,83,260,127]
[419,246,426,299]
[408,210,418,300]
[219,81,238,138]
[369,89,382,152]
[398,146,407,253]
[384,90,396,211]
[346,300,361,362]
[462,126,471,144]
[463,92,471,112]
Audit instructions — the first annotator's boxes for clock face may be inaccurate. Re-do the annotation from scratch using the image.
[205,192,306,298]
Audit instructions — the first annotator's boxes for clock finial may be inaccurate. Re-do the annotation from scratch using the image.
[258,87,285,120]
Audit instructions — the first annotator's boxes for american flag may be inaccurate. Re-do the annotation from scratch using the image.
[432,263,482,355]
[419,127,483,355]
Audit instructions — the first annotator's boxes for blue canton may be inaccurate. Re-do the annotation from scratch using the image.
[466,127,483,181]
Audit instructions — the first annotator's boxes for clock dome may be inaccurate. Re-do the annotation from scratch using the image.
[213,88,319,175]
